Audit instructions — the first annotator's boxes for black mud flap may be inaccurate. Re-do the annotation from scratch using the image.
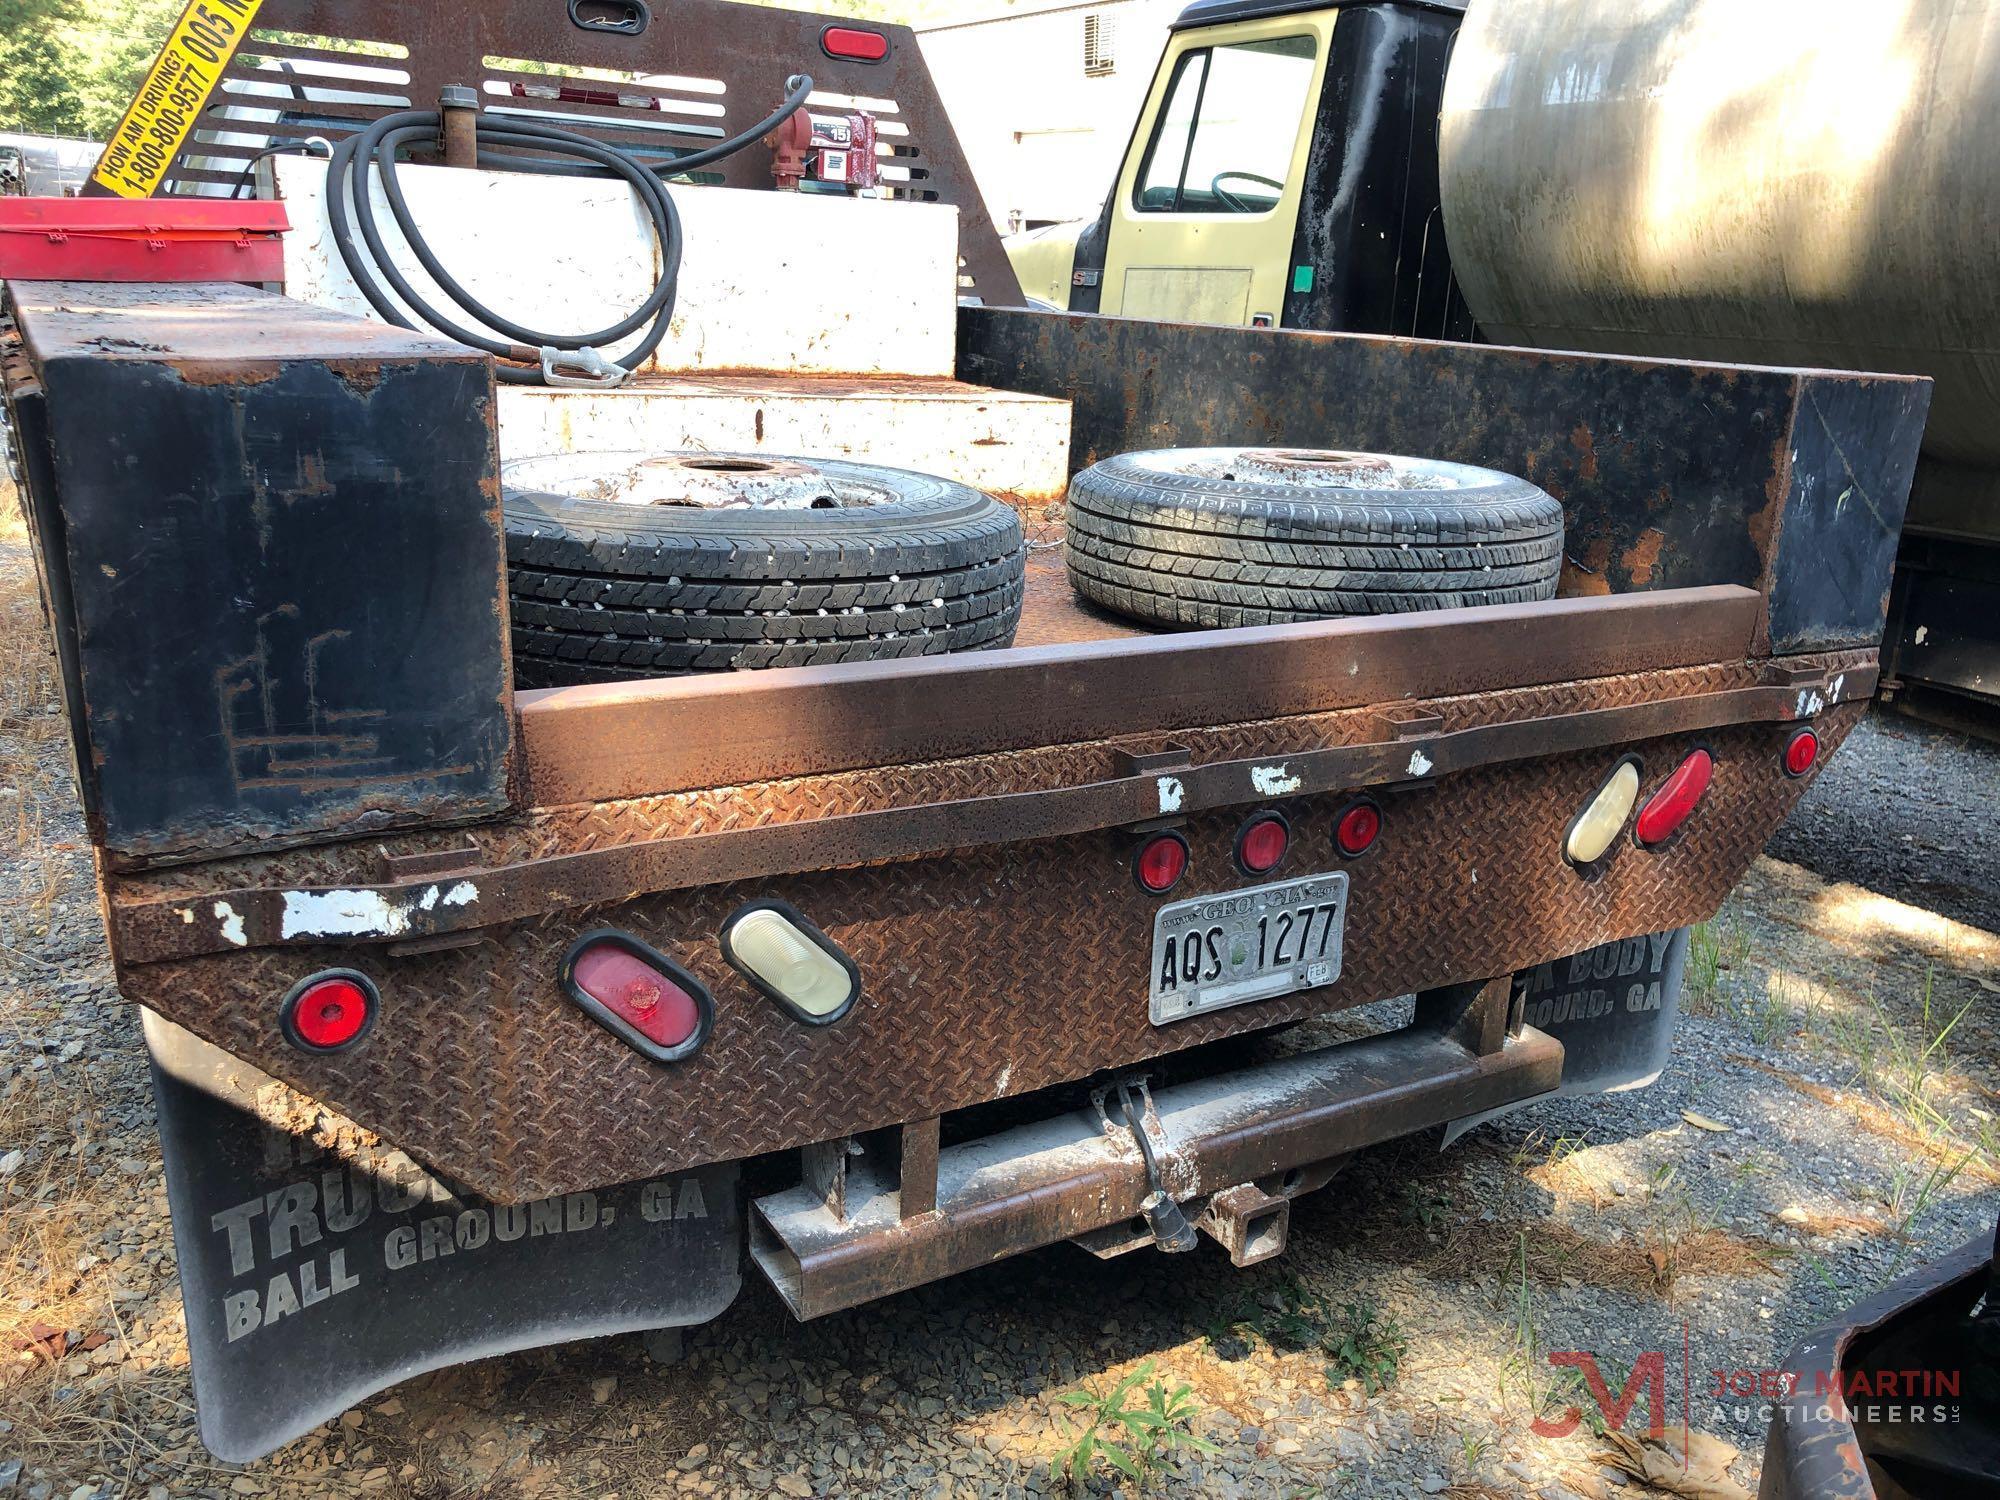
[1445,927,1689,1145]
[143,1012,741,1462]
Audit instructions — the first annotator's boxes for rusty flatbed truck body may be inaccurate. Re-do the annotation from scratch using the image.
[1,281,1929,1456]
[0,0,1934,1464]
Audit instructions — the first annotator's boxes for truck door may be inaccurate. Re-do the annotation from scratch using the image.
[1099,11,1334,326]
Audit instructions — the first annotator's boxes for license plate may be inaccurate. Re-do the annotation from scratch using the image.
[1149,871,1348,1024]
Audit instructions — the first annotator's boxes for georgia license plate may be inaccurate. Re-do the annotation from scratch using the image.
[1149,871,1348,1024]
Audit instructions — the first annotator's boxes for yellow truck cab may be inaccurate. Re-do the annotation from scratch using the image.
[1006,0,1473,338]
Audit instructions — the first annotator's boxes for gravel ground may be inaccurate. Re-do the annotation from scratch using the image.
[2,510,1997,1499]
[1767,711,2000,932]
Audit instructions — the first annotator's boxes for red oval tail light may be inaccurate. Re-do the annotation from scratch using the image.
[561,931,712,1062]
[821,25,889,61]
[1635,750,1714,847]
[1784,729,1820,777]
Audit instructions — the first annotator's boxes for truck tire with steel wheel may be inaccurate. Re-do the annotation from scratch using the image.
[1065,448,1564,629]
[503,452,1027,684]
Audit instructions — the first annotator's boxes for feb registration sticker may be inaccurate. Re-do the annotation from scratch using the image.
[90,0,266,199]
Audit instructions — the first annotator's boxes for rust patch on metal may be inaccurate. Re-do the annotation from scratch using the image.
[325,359,391,396]
[1560,538,1614,597]
[1621,529,1666,586]
[110,679,1866,1201]
[1569,422,1599,481]
[171,360,283,387]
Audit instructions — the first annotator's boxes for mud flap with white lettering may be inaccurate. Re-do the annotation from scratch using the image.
[1444,927,1689,1145]
[143,1012,741,1462]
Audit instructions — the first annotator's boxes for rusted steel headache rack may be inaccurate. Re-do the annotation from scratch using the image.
[141,0,1023,306]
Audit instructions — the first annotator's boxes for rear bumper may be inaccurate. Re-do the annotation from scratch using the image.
[751,1017,1562,1319]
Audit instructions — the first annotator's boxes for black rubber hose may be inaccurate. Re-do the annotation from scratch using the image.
[324,74,812,385]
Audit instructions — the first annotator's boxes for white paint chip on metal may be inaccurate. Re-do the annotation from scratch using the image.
[211,901,247,948]
[1250,764,1301,796]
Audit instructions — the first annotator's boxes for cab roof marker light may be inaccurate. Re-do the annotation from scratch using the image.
[559,929,712,1064]
[722,901,861,1025]
[1635,749,1714,847]
[1565,757,1641,868]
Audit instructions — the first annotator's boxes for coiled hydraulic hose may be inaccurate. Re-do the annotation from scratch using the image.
[325,74,813,385]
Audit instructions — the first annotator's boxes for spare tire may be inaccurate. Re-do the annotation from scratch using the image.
[1065,448,1564,630]
[503,452,1027,683]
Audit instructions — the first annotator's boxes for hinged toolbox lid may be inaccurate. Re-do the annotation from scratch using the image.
[0,199,290,282]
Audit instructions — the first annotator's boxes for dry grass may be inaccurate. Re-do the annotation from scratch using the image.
[1501,1220,1784,1302]
[1727,1053,2000,1186]
[1781,1207,1888,1240]
[1524,1153,1617,1211]
[0,468,24,543]
[0,471,186,1488]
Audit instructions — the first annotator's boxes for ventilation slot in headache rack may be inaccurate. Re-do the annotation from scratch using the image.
[481,57,732,177]
[169,32,411,197]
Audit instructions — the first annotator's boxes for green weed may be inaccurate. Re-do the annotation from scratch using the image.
[1321,1300,1407,1395]
[1054,1360,1219,1493]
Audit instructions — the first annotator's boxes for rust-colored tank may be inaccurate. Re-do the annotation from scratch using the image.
[1438,0,2000,709]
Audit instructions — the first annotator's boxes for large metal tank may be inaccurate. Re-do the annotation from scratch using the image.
[1438,0,2000,543]
[1438,0,2000,715]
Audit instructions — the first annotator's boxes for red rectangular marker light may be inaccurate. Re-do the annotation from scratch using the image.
[821,25,889,61]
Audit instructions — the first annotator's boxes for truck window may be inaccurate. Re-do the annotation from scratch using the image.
[1133,34,1317,215]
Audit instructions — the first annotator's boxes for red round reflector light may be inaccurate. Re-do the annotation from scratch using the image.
[821,24,889,60]
[1135,832,1190,894]
[1784,729,1820,777]
[1236,813,1290,875]
[281,971,377,1052]
[560,931,713,1063]
[1334,800,1382,858]
[1634,749,1714,847]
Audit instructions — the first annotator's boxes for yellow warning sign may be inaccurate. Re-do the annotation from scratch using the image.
[89,0,268,198]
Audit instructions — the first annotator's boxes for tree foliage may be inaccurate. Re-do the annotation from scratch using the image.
[0,0,89,136]
[1,0,216,138]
